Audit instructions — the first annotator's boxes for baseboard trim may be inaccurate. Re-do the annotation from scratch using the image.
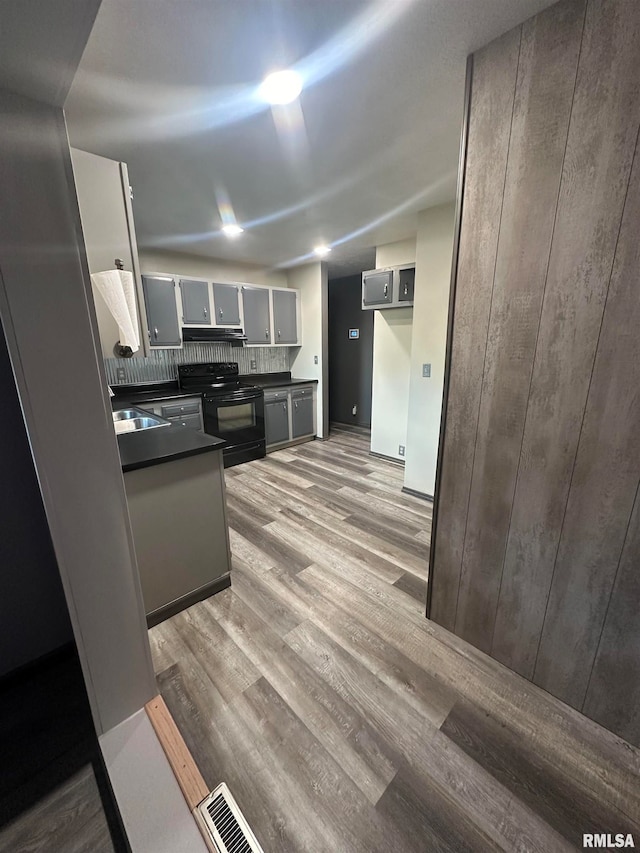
[146,574,231,629]
[369,450,405,467]
[402,486,434,502]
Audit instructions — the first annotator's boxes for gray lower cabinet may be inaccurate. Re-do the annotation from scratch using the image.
[213,282,240,326]
[265,392,290,446]
[124,449,231,625]
[180,279,210,324]
[291,389,314,438]
[140,396,203,430]
[272,289,298,344]
[242,286,271,344]
[142,275,181,346]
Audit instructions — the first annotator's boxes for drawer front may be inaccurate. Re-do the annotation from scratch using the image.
[161,400,201,418]
[167,413,202,429]
[264,389,289,403]
[291,386,313,400]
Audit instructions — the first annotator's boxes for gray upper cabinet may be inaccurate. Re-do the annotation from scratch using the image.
[213,283,240,326]
[272,289,298,344]
[142,275,181,347]
[180,279,210,325]
[242,286,271,344]
[398,267,415,302]
[363,270,393,306]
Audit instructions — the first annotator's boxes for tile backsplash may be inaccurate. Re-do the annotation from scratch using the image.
[104,344,292,385]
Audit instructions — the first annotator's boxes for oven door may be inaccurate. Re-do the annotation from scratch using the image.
[203,389,264,448]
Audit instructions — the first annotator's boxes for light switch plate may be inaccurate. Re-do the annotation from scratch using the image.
[116,367,126,381]
[250,359,257,370]
[399,445,405,457]
[314,355,319,364]
[422,363,431,378]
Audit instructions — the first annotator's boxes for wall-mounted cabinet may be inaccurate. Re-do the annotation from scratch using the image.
[362,264,415,310]
[141,275,181,347]
[180,279,210,325]
[70,148,148,358]
[272,289,299,344]
[213,283,241,326]
[242,285,272,344]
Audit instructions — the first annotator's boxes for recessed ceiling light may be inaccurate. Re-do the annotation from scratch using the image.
[222,223,244,238]
[259,69,303,105]
[314,245,331,257]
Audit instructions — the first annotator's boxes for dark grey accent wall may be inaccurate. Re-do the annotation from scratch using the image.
[328,274,374,427]
[0,328,72,677]
[430,0,640,747]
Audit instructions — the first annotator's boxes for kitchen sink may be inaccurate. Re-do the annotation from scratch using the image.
[112,407,170,434]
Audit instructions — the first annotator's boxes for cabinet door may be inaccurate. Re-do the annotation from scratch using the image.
[180,279,210,324]
[291,391,314,438]
[242,286,271,344]
[213,283,240,326]
[363,270,393,306]
[398,267,415,302]
[272,290,298,344]
[265,398,290,445]
[142,275,181,347]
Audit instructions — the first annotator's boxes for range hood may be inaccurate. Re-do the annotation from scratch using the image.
[181,327,247,346]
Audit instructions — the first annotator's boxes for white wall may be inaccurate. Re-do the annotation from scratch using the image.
[139,248,288,289]
[404,203,455,497]
[287,261,328,438]
[370,238,416,460]
[371,309,413,459]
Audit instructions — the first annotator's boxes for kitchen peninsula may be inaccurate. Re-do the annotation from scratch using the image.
[114,403,231,627]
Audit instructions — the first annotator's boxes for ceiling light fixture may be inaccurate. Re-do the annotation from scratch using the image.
[259,69,303,105]
[222,223,244,237]
[313,245,331,257]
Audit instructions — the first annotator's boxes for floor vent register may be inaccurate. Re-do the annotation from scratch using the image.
[195,783,264,853]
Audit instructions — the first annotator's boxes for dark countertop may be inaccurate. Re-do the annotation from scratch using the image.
[117,423,225,473]
[110,373,318,402]
[112,395,225,472]
[240,371,318,388]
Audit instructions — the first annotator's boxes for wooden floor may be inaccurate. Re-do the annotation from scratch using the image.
[149,425,640,852]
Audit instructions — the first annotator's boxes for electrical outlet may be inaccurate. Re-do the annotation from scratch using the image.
[399,445,405,457]
[116,367,126,381]
[422,363,431,378]
[314,355,319,365]
[352,404,358,416]
[250,359,257,370]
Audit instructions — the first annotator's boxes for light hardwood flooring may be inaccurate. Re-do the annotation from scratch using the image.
[149,425,640,852]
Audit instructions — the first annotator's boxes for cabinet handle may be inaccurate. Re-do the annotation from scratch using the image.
[383,283,388,298]
[404,283,408,296]
[203,307,207,319]
[295,400,298,408]
[282,403,286,411]
[277,329,281,339]
[154,327,159,339]
[265,329,270,339]
[219,308,223,318]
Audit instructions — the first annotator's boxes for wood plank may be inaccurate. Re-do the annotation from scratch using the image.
[455,0,585,651]
[392,570,428,606]
[441,698,640,848]
[226,504,313,574]
[583,485,640,745]
[534,109,640,706]
[145,694,209,811]
[493,0,640,679]
[431,25,521,630]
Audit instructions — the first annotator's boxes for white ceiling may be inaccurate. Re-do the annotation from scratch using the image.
[65,0,557,271]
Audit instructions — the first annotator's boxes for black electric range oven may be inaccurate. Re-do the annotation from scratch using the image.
[178,362,266,468]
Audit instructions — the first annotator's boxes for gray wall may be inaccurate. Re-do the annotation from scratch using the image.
[328,275,374,427]
[0,86,156,734]
[0,327,72,677]
[430,0,640,747]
